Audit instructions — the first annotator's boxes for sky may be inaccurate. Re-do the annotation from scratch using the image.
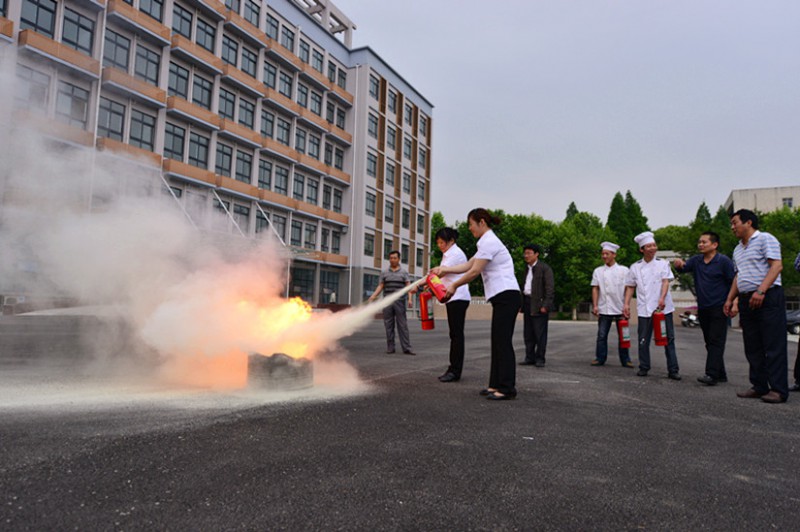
[334,0,800,229]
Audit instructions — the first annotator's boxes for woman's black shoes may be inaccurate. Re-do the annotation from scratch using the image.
[486,391,516,401]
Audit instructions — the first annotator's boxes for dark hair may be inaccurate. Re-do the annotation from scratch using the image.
[467,208,502,228]
[702,231,720,244]
[435,227,459,242]
[732,209,759,229]
[388,250,400,258]
[524,244,542,254]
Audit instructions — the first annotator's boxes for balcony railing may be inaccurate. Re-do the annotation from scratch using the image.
[96,137,162,167]
[170,34,224,74]
[107,0,171,44]
[18,29,100,78]
[102,67,167,107]
[166,96,222,130]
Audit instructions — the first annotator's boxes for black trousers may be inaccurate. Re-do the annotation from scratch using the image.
[794,341,800,385]
[697,306,728,380]
[488,290,520,394]
[445,300,469,377]
[522,295,548,363]
[739,286,788,398]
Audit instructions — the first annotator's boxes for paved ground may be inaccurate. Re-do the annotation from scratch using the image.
[1,314,799,531]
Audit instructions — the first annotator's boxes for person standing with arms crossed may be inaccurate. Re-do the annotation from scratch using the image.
[623,231,681,380]
[590,241,634,367]
[723,209,787,403]
[431,209,520,401]
[434,227,471,383]
[368,250,416,355]
[673,231,736,385]
[519,244,554,368]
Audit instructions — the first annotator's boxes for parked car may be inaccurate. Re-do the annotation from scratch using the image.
[787,310,800,335]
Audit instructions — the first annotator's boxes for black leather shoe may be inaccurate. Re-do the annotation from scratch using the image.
[438,372,459,382]
[534,360,545,368]
[479,388,497,396]
[386,349,395,354]
[403,350,416,356]
[636,369,648,377]
[591,360,604,366]
[486,391,516,401]
[519,360,535,366]
[668,373,682,381]
[697,375,718,385]
[789,383,800,392]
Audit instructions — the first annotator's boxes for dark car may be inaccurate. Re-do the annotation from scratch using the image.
[787,309,800,335]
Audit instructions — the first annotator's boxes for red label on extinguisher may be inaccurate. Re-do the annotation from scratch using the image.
[618,318,631,349]
[653,311,668,346]
[426,273,448,302]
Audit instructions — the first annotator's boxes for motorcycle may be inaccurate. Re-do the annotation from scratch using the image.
[680,311,699,328]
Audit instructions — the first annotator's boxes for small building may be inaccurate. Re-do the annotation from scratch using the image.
[724,186,800,214]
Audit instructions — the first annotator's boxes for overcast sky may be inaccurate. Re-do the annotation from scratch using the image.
[334,0,800,229]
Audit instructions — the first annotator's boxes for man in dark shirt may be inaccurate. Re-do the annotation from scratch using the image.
[368,250,415,355]
[674,231,735,385]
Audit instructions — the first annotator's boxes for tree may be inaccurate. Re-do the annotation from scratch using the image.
[429,211,447,267]
[710,205,737,256]
[606,192,632,263]
[760,207,800,294]
[690,202,712,232]
[565,201,579,221]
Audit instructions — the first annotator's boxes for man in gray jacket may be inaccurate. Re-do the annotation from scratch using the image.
[519,244,555,367]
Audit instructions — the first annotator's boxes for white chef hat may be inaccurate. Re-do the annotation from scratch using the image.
[634,231,655,248]
[601,241,620,253]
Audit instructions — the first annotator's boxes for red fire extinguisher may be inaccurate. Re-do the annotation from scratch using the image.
[617,318,631,349]
[653,310,668,346]
[426,273,448,302]
[419,290,434,330]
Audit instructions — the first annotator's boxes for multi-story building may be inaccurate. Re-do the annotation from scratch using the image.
[0,0,433,305]
[724,186,800,214]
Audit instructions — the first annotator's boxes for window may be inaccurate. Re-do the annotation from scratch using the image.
[290,267,313,302]
[256,212,269,234]
[97,97,125,141]
[235,150,252,183]
[280,26,294,50]
[258,159,272,189]
[324,142,333,166]
[129,109,156,151]
[306,179,318,204]
[276,117,290,145]
[261,109,274,137]
[369,75,379,99]
[365,192,376,216]
[272,214,286,240]
[401,244,409,264]
[322,185,331,210]
[331,230,341,254]
[333,189,342,213]
[419,115,428,136]
[241,47,257,77]
[387,127,396,150]
[404,103,413,125]
[367,114,378,139]
[386,163,395,186]
[244,0,259,26]
[233,204,249,231]
[364,234,374,257]
[134,44,160,85]
[139,0,163,22]
[103,30,130,70]
[196,18,216,52]
[366,153,377,177]
[295,128,306,154]
[336,108,345,129]
[310,91,322,116]
[327,61,336,83]
[385,200,394,223]
[20,0,57,38]
[224,0,239,13]
[266,14,279,40]
[222,35,238,66]
[15,66,49,111]
[278,72,292,98]
[388,91,397,113]
[299,40,310,63]
[417,214,425,234]
[290,220,302,246]
[337,69,346,89]
[168,62,190,98]
[783,197,794,208]
[297,83,308,108]
[55,81,89,128]
[219,88,236,120]
[192,74,213,109]
[403,138,412,159]
[308,134,320,160]
[164,123,185,161]
[416,249,424,268]
[334,147,344,170]
[216,143,233,176]
[419,147,427,169]
[418,180,426,202]
[263,62,277,89]
[383,239,393,260]
[293,174,304,200]
[239,98,255,128]
[62,8,95,55]
[304,224,316,250]
[188,132,209,167]
[312,50,323,72]
[320,230,330,253]
[403,172,411,193]
[325,102,335,124]
[274,165,289,195]
[402,207,410,229]
[172,4,192,38]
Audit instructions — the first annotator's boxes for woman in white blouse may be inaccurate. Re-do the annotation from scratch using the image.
[434,227,471,383]
[431,209,521,400]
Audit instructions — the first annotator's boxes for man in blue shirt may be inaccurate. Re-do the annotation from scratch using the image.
[674,232,736,385]
[724,210,787,404]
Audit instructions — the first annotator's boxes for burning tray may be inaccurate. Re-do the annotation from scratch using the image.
[248,352,313,390]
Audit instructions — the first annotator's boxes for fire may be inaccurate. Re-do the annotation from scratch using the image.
[240,296,313,359]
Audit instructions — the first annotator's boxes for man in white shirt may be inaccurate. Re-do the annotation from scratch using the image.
[623,231,681,380]
[590,242,634,367]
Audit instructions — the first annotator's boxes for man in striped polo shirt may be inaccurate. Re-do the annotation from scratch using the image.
[368,250,416,355]
[723,209,787,404]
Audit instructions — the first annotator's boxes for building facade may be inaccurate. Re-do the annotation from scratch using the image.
[0,0,433,305]
[724,186,800,214]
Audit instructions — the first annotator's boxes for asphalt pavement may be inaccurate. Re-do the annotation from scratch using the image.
[1,314,799,531]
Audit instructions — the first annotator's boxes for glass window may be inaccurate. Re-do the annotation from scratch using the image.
[295,128,306,154]
[274,165,289,195]
[365,192,376,216]
[244,0,259,26]
[224,0,239,13]
[416,249,423,268]
[188,131,209,168]
[303,224,316,250]
[419,147,427,169]
[257,158,272,189]
[320,230,330,253]
[192,74,213,109]
[324,142,333,166]
[290,267,313,302]
[20,0,57,38]
[172,4,193,38]
[97,97,125,141]
[266,14,279,40]
[334,147,344,170]
[418,180,426,201]
[363,273,379,299]
[336,69,346,90]
[404,103,413,125]
[385,200,394,223]
[139,0,163,22]
[383,239,393,260]
[272,214,286,240]
[388,91,397,113]
[386,163,395,187]
[367,113,378,139]
[308,134,320,160]
[261,109,274,138]
[233,204,249,231]
[218,88,236,120]
[366,153,377,177]
[55,81,89,128]
[276,117,290,145]
[293,174,304,200]
[103,30,130,70]
[331,231,340,254]
[238,98,255,128]
[222,35,238,66]
[325,101,335,124]
[403,138,412,159]
[312,50,324,72]
[235,150,252,183]
[402,207,410,229]
[322,185,331,210]
[401,244,409,264]
[255,212,269,234]
[297,83,308,108]
[333,189,342,213]
[310,91,322,116]
[403,173,411,193]
[129,109,156,151]
[327,61,336,83]
[306,179,318,204]
[278,72,292,98]
[216,143,233,176]
[62,8,95,55]
[163,123,185,161]
[241,46,257,77]
[364,234,374,257]
[196,17,216,52]
[280,26,294,50]
[369,75,379,99]
[299,40,310,63]
[15,65,49,111]
[168,62,190,98]
[290,220,302,246]
[263,61,277,89]
[417,214,425,234]
[387,127,396,150]
[335,108,345,129]
[134,44,160,85]
[419,115,427,136]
